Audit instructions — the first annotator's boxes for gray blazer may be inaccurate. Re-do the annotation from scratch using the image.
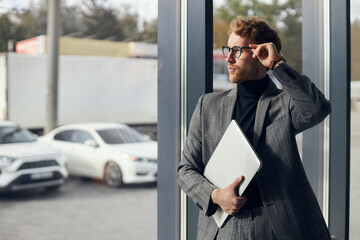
[177,63,331,240]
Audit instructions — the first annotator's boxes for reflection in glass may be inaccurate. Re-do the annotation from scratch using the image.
[350,0,360,239]
[0,0,158,239]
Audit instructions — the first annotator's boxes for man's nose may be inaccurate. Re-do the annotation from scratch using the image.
[226,52,235,63]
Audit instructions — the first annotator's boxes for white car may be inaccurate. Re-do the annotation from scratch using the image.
[0,121,68,193]
[40,122,157,187]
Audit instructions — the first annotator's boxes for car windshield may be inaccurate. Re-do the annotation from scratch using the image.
[0,126,37,144]
[96,126,148,144]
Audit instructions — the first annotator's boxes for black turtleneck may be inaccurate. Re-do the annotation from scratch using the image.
[233,75,269,210]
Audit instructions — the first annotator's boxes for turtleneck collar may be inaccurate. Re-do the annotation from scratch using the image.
[237,75,270,98]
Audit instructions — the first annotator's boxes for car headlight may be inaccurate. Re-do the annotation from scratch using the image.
[130,155,146,162]
[0,156,17,167]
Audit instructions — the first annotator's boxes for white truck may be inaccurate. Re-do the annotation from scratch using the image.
[0,53,157,136]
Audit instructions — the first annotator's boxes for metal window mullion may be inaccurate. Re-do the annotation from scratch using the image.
[322,0,331,225]
[180,0,188,239]
[328,0,351,239]
[157,0,182,239]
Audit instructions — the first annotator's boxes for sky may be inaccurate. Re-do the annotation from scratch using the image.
[351,0,360,22]
[1,0,360,22]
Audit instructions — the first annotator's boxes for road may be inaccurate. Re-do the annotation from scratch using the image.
[0,177,157,240]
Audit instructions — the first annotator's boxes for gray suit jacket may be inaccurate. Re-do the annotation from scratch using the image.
[177,63,331,240]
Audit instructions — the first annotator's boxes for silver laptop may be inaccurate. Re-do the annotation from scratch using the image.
[204,120,262,228]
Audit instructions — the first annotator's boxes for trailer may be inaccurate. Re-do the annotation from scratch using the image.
[0,53,157,137]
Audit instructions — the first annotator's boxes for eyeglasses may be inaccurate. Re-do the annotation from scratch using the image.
[222,46,252,58]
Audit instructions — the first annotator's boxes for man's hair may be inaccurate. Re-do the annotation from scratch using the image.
[229,16,282,53]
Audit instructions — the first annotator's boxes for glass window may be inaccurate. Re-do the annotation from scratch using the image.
[0,126,37,143]
[119,125,149,143]
[97,126,147,144]
[350,0,360,239]
[0,1,158,239]
[97,128,126,144]
[54,129,94,144]
[54,130,74,142]
[71,130,94,144]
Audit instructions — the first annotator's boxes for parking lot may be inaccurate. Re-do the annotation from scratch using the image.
[0,177,157,240]
[0,112,359,240]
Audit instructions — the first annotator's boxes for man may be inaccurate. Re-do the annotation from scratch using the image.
[177,16,331,240]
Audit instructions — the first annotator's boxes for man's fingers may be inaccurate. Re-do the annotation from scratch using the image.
[233,176,245,185]
[249,43,275,59]
[249,44,262,57]
[256,45,269,58]
[232,196,247,206]
[230,176,245,192]
[227,196,248,215]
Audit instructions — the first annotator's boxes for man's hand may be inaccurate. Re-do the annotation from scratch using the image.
[249,43,283,69]
[211,176,247,215]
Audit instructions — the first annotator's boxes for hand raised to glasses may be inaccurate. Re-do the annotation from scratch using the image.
[249,43,283,70]
[211,176,247,215]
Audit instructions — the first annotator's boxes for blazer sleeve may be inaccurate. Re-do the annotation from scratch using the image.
[273,62,331,134]
[177,95,218,216]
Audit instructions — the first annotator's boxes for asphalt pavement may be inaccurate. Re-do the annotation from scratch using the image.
[0,111,359,240]
[0,177,157,240]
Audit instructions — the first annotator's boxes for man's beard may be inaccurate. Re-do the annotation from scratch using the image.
[228,67,253,83]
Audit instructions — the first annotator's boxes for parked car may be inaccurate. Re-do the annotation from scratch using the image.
[39,122,157,187]
[0,120,68,193]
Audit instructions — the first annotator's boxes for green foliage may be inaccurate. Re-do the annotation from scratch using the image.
[61,5,83,36]
[0,14,13,52]
[0,0,157,53]
[11,0,48,41]
[138,19,158,43]
[352,20,360,81]
[13,9,38,40]
[214,0,302,72]
[119,5,140,41]
[81,0,125,40]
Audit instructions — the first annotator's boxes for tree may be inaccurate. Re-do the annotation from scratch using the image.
[351,20,360,81]
[61,4,83,37]
[0,14,14,52]
[0,0,154,47]
[79,0,146,42]
[34,0,48,36]
[13,9,38,41]
[81,0,124,40]
[139,19,158,43]
[213,19,229,49]
[12,0,48,41]
[119,5,140,41]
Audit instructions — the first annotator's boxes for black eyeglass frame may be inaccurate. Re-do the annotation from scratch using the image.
[222,46,252,58]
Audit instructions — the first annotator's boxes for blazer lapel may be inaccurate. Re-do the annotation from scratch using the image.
[219,87,237,136]
[253,80,281,149]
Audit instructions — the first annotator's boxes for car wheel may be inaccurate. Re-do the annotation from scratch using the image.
[104,161,123,187]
